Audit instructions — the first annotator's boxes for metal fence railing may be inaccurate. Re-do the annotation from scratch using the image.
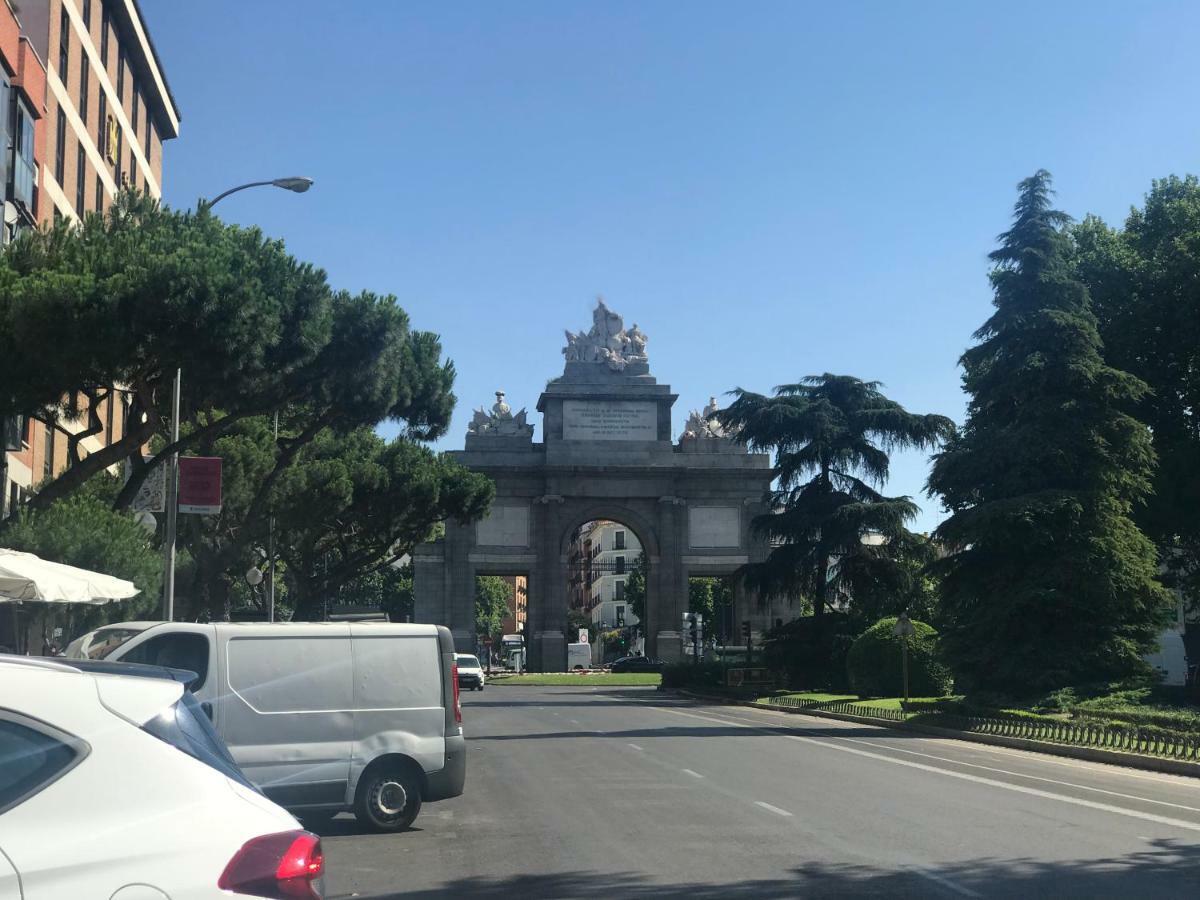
[766,695,907,722]
[762,697,1200,761]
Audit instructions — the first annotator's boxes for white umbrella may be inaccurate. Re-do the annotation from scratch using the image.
[0,549,139,604]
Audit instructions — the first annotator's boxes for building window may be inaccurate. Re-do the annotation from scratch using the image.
[615,580,625,602]
[615,555,626,575]
[11,100,36,209]
[80,55,89,126]
[100,7,109,66]
[76,143,86,214]
[114,126,123,185]
[98,93,107,158]
[95,173,104,213]
[58,6,69,77]
[616,605,626,626]
[43,425,55,480]
[615,530,626,550]
[117,52,125,100]
[55,108,66,186]
[83,0,92,29]
[132,85,139,134]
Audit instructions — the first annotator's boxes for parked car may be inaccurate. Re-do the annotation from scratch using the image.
[0,655,325,900]
[610,655,665,673]
[65,620,465,832]
[455,653,486,690]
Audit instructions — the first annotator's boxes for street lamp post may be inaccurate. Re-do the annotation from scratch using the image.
[160,178,315,622]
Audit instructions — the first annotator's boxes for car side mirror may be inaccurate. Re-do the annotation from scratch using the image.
[201,701,214,721]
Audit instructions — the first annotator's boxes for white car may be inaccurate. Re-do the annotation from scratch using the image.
[0,656,326,900]
[455,653,486,690]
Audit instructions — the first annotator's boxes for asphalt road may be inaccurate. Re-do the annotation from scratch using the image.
[320,686,1200,898]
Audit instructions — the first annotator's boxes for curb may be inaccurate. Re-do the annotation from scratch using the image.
[673,689,1200,779]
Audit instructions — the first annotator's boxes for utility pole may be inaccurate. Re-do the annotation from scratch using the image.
[266,410,278,622]
[161,368,181,620]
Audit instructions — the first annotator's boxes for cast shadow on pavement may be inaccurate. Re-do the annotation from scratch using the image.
[467,724,924,741]
[332,837,1200,899]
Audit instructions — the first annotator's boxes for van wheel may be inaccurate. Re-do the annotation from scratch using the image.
[355,766,423,832]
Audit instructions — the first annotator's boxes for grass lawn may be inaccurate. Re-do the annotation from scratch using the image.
[487,672,662,687]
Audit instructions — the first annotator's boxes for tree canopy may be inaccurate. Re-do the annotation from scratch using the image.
[475,576,512,642]
[715,374,953,617]
[928,170,1170,695]
[0,194,456,514]
[1072,175,1200,606]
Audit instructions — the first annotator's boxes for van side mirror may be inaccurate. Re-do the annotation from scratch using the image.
[201,701,214,721]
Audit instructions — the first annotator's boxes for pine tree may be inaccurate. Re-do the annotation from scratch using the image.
[716,374,953,617]
[928,170,1170,695]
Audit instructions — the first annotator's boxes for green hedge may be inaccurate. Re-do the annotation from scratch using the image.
[846,617,952,698]
[1069,704,1200,733]
[661,661,728,689]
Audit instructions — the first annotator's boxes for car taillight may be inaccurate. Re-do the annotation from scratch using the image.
[451,662,462,723]
[219,830,325,899]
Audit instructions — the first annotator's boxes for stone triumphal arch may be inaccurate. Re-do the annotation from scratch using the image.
[413,301,774,671]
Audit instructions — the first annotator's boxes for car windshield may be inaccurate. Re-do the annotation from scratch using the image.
[458,656,480,668]
[64,627,150,660]
[140,691,257,792]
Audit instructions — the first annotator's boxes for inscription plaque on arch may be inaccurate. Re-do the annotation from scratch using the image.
[562,400,657,441]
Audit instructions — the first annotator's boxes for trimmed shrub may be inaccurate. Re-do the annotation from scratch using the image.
[763,612,860,690]
[846,617,952,698]
[661,661,727,690]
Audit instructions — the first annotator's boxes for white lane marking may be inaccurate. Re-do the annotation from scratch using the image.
[634,702,1200,834]
[628,743,645,751]
[743,700,1200,790]
[681,768,704,779]
[568,719,580,724]
[837,736,1200,815]
[692,702,1200,814]
[754,801,793,818]
[911,865,981,898]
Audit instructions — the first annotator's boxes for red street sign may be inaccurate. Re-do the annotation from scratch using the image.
[178,456,222,515]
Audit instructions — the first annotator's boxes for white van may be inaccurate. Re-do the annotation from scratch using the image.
[65,621,464,832]
[567,642,591,671]
[1145,627,1189,687]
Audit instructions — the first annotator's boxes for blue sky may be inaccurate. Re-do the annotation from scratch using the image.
[145,0,1200,533]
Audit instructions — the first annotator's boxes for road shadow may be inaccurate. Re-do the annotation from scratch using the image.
[468,724,922,742]
[335,837,1200,899]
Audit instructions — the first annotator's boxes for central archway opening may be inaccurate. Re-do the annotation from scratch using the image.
[566,519,648,668]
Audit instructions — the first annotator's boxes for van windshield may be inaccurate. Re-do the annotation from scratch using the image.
[64,626,150,660]
[458,656,480,668]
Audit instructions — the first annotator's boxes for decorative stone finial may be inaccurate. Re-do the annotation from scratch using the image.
[561,299,649,372]
[468,390,533,436]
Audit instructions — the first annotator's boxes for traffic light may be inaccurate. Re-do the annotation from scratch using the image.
[741,620,751,640]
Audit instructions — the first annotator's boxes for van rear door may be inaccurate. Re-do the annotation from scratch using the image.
[349,626,446,781]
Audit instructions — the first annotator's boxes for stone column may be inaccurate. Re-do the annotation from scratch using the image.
[531,494,566,671]
[444,521,476,652]
[653,496,686,662]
